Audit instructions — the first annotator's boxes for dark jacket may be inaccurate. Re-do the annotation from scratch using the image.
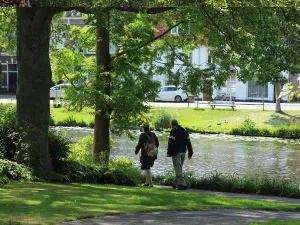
[167,125,193,157]
[135,131,159,159]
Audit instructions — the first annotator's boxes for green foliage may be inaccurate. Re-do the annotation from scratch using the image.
[55,114,89,127]
[105,157,142,186]
[48,130,72,170]
[0,175,9,186]
[0,159,32,181]
[0,104,17,161]
[230,117,300,138]
[68,135,94,165]
[154,171,300,198]
[152,109,172,130]
[279,78,300,102]
[230,116,260,136]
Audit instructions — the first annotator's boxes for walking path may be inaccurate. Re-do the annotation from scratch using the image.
[61,186,300,225]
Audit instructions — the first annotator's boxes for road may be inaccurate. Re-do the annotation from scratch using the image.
[1,95,300,110]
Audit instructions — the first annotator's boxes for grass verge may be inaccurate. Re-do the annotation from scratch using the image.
[0,182,299,225]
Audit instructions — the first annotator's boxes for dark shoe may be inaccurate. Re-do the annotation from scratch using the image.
[176,185,187,190]
[142,183,149,187]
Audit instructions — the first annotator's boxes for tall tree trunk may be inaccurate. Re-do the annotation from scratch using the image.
[274,82,282,113]
[16,8,55,171]
[94,12,111,165]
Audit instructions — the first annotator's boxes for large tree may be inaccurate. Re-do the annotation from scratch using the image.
[1,1,299,169]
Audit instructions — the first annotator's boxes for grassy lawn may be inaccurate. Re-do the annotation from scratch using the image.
[0,182,299,225]
[50,105,94,126]
[50,105,300,133]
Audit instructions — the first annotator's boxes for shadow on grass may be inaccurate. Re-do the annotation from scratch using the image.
[263,111,300,127]
[1,182,298,224]
[264,114,292,127]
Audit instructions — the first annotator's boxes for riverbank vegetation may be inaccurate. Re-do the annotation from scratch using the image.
[0,182,299,225]
[3,103,300,138]
[48,105,300,138]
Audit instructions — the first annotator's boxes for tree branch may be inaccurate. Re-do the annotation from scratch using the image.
[111,7,175,14]
[112,21,183,60]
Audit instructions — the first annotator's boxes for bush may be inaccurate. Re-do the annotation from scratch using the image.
[152,109,172,130]
[68,135,94,165]
[0,176,9,186]
[105,157,142,186]
[154,171,300,198]
[55,114,88,127]
[0,104,17,161]
[48,130,72,171]
[0,159,32,181]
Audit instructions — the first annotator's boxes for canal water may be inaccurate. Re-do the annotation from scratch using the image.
[53,127,300,182]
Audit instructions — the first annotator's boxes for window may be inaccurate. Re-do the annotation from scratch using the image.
[168,87,177,91]
[160,87,168,92]
[8,64,17,71]
[171,26,179,34]
[248,80,268,98]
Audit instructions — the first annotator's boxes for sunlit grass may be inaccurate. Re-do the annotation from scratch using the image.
[0,182,299,225]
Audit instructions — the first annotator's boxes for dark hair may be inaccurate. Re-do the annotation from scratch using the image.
[143,126,150,133]
[171,119,178,126]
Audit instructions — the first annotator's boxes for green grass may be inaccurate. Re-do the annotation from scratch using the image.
[0,182,299,225]
[49,106,300,132]
[50,105,94,126]
[150,107,300,133]
[249,220,300,225]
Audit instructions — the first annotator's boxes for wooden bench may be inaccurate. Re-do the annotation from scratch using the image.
[209,101,236,110]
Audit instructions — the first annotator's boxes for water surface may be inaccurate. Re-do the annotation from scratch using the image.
[54,127,300,182]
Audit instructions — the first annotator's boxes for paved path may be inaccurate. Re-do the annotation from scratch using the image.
[60,186,300,225]
[62,209,300,225]
[1,95,300,111]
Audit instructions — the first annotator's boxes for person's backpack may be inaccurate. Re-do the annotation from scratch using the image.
[144,133,158,157]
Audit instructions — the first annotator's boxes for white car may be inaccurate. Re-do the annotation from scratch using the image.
[49,83,70,99]
[155,85,188,102]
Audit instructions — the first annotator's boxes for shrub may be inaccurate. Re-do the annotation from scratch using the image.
[0,104,17,161]
[152,109,172,130]
[48,130,72,171]
[0,159,32,181]
[68,135,94,165]
[55,114,88,127]
[155,171,300,198]
[104,157,142,186]
[0,176,9,186]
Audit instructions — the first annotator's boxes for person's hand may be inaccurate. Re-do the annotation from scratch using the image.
[135,149,138,155]
[167,153,171,157]
[188,155,192,160]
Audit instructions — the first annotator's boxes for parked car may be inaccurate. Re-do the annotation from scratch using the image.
[155,85,188,102]
[49,83,70,99]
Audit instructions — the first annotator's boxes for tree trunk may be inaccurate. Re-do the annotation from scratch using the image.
[16,8,55,171]
[94,13,111,165]
[274,82,282,113]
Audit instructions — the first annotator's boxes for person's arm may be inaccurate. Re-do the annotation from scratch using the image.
[167,129,176,156]
[135,133,145,155]
[154,133,159,148]
[185,130,193,159]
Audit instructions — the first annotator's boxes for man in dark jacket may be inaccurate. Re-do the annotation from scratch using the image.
[167,119,193,190]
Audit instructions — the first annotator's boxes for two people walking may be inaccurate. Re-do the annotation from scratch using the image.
[135,119,193,189]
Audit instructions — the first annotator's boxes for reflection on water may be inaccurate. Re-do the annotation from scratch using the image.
[52,127,300,182]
